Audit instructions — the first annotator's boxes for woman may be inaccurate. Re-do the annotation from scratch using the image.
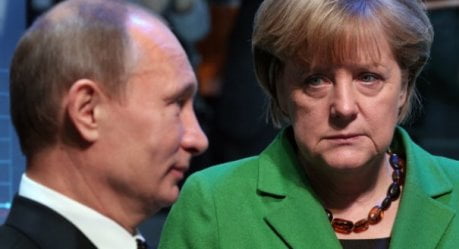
[158,0,459,248]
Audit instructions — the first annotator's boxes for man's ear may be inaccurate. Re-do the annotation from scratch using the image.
[66,79,104,143]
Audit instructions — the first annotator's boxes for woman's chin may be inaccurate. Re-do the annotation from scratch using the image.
[319,147,377,171]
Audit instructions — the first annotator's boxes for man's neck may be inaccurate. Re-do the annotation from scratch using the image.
[26,147,147,234]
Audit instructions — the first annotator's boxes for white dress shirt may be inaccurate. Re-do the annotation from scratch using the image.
[19,174,143,249]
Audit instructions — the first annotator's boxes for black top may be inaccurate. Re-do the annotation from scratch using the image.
[340,238,390,249]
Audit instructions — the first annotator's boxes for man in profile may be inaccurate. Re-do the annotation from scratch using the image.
[0,0,208,248]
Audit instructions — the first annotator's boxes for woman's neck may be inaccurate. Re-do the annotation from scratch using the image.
[301,152,400,239]
[301,152,392,213]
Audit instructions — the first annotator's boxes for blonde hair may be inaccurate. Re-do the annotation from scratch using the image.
[252,0,433,127]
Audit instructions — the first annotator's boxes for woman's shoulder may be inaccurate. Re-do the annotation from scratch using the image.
[434,155,459,176]
[398,127,459,178]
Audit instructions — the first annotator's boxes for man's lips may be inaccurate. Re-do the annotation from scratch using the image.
[171,165,189,172]
[169,165,189,179]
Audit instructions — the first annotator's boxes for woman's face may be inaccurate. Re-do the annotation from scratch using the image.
[278,39,407,171]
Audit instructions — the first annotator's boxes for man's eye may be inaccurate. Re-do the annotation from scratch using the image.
[176,99,186,108]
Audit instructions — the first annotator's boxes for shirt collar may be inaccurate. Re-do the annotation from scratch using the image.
[19,173,139,249]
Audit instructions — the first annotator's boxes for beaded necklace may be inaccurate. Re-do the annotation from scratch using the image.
[324,151,406,234]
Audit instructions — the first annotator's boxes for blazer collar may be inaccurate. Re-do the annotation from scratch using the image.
[6,195,97,249]
[389,127,455,249]
[257,127,304,196]
[257,127,342,248]
[257,127,455,249]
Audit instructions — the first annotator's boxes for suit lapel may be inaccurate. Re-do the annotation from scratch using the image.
[257,128,342,249]
[6,196,97,249]
[390,128,455,249]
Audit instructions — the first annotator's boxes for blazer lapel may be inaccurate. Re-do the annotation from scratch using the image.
[390,183,454,249]
[257,128,342,249]
[6,196,97,249]
[390,128,455,249]
[264,192,342,249]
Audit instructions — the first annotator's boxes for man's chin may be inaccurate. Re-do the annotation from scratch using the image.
[156,187,181,208]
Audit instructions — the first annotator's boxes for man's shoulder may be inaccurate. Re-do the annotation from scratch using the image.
[0,225,38,249]
[2,196,96,249]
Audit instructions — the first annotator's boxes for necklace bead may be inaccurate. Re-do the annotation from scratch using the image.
[389,153,403,169]
[326,151,405,234]
[353,219,369,233]
[387,182,401,200]
[332,218,354,234]
[392,169,403,184]
[368,206,384,225]
[381,197,392,211]
[326,209,333,221]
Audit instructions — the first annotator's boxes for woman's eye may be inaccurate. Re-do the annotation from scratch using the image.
[359,73,380,84]
[301,75,330,97]
[304,75,327,87]
[356,72,385,96]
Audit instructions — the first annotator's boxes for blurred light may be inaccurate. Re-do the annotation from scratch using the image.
[31,0,53,11]
[0,202,11,209]
[0,0,7,37]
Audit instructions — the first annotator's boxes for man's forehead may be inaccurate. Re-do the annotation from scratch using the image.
[127,9,189,66]
[127,9,183,53]
[124,6,196,91]
[127,5,169,38]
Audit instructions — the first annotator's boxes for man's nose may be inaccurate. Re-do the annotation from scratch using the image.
[181,108,209,156]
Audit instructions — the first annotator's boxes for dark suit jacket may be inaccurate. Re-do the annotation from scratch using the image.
[0,195,96,249]
[159,127,459,248]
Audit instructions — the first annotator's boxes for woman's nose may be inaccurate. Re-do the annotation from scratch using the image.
[330,77,358,126]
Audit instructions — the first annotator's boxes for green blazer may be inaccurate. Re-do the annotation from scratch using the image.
[159,127,459,249]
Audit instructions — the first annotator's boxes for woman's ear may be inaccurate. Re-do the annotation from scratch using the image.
[274,62,291,118]
[276,83,289,116]
[65,79,104,143]
[398,73,410,109]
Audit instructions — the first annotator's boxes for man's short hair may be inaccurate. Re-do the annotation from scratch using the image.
[10,0,135,157]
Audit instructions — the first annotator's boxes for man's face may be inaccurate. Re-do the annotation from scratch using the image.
[98,16,208,212]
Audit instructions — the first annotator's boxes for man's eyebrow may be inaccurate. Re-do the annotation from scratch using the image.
[183,81,197,95]
[166,81,197,102]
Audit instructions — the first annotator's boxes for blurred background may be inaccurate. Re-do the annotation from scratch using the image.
[0,0,458,247]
